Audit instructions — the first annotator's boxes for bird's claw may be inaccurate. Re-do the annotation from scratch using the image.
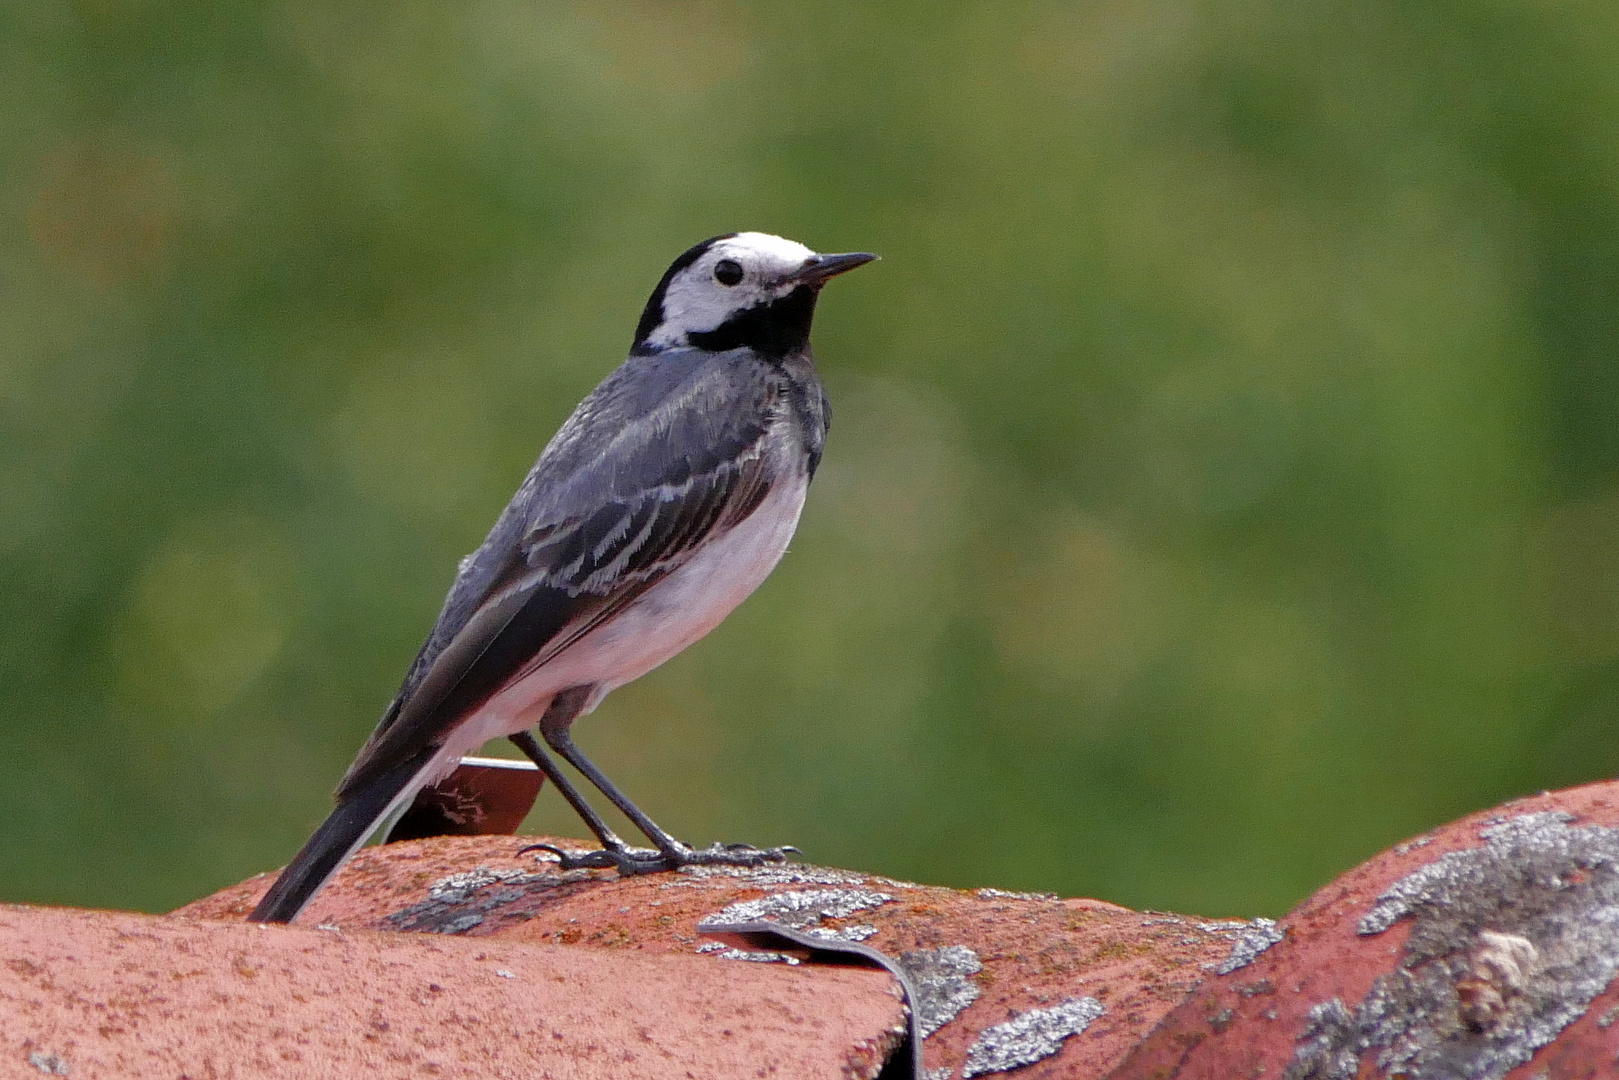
[520,842,663,874]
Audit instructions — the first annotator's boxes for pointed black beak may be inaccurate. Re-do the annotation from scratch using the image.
[792,251,879,284]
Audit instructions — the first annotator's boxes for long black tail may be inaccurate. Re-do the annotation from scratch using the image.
[248,744,441,923]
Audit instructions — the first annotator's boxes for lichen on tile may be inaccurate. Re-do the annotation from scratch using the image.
[697,889,894,931]
[1287,811,1619,1080]
[895,944,984,1038]
[961,996,1105,1077]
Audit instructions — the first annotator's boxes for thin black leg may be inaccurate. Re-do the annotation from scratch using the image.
[513,687,668,874]
[540,715,687,859]
[537,684,797,874]
[507,729,626,852]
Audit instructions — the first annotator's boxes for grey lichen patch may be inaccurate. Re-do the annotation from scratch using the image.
[1201,917,1286,975]
[1238,978,1277,998]
[975,887,1058,902]
[438,912,484,933]
[1394,835,1435,856]
[960,997,1105,1077]
[677,863,868,887]
[804,923,879,943]
[712,948,801,965]
[1359,812,1590,935]
[426,866,534,903]
[1286,811,1619,1080]
[866,875,925,891]
[894,945,983,1038]
[385,864,592,933]
[1290,999,1360,1080]
[696,889,893,931]
[27,1051,70,1076]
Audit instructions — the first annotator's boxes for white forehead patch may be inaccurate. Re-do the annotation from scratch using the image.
[646,232,820,349]
[714,232,815,268]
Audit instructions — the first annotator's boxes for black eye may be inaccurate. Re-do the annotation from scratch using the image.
[713,259,744,286]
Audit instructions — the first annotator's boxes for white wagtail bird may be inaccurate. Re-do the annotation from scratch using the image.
[249,233,876,923]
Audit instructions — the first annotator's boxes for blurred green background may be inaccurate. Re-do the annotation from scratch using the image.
[6,0,1619,918]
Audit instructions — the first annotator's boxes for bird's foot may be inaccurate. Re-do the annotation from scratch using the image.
[522,840,798,876]
[520,842,666,875]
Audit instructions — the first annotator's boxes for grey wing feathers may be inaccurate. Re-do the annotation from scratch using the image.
[335,349,784,799]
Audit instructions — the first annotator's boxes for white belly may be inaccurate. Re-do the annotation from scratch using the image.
[434,473,810,767]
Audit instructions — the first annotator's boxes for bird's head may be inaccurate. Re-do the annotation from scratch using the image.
[632,232,876,357]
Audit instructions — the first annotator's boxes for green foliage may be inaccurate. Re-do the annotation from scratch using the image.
[5,0,1619,915]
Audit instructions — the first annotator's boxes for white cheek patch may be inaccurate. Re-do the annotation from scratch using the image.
[650,276,768,347]
[645,233,818,350]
